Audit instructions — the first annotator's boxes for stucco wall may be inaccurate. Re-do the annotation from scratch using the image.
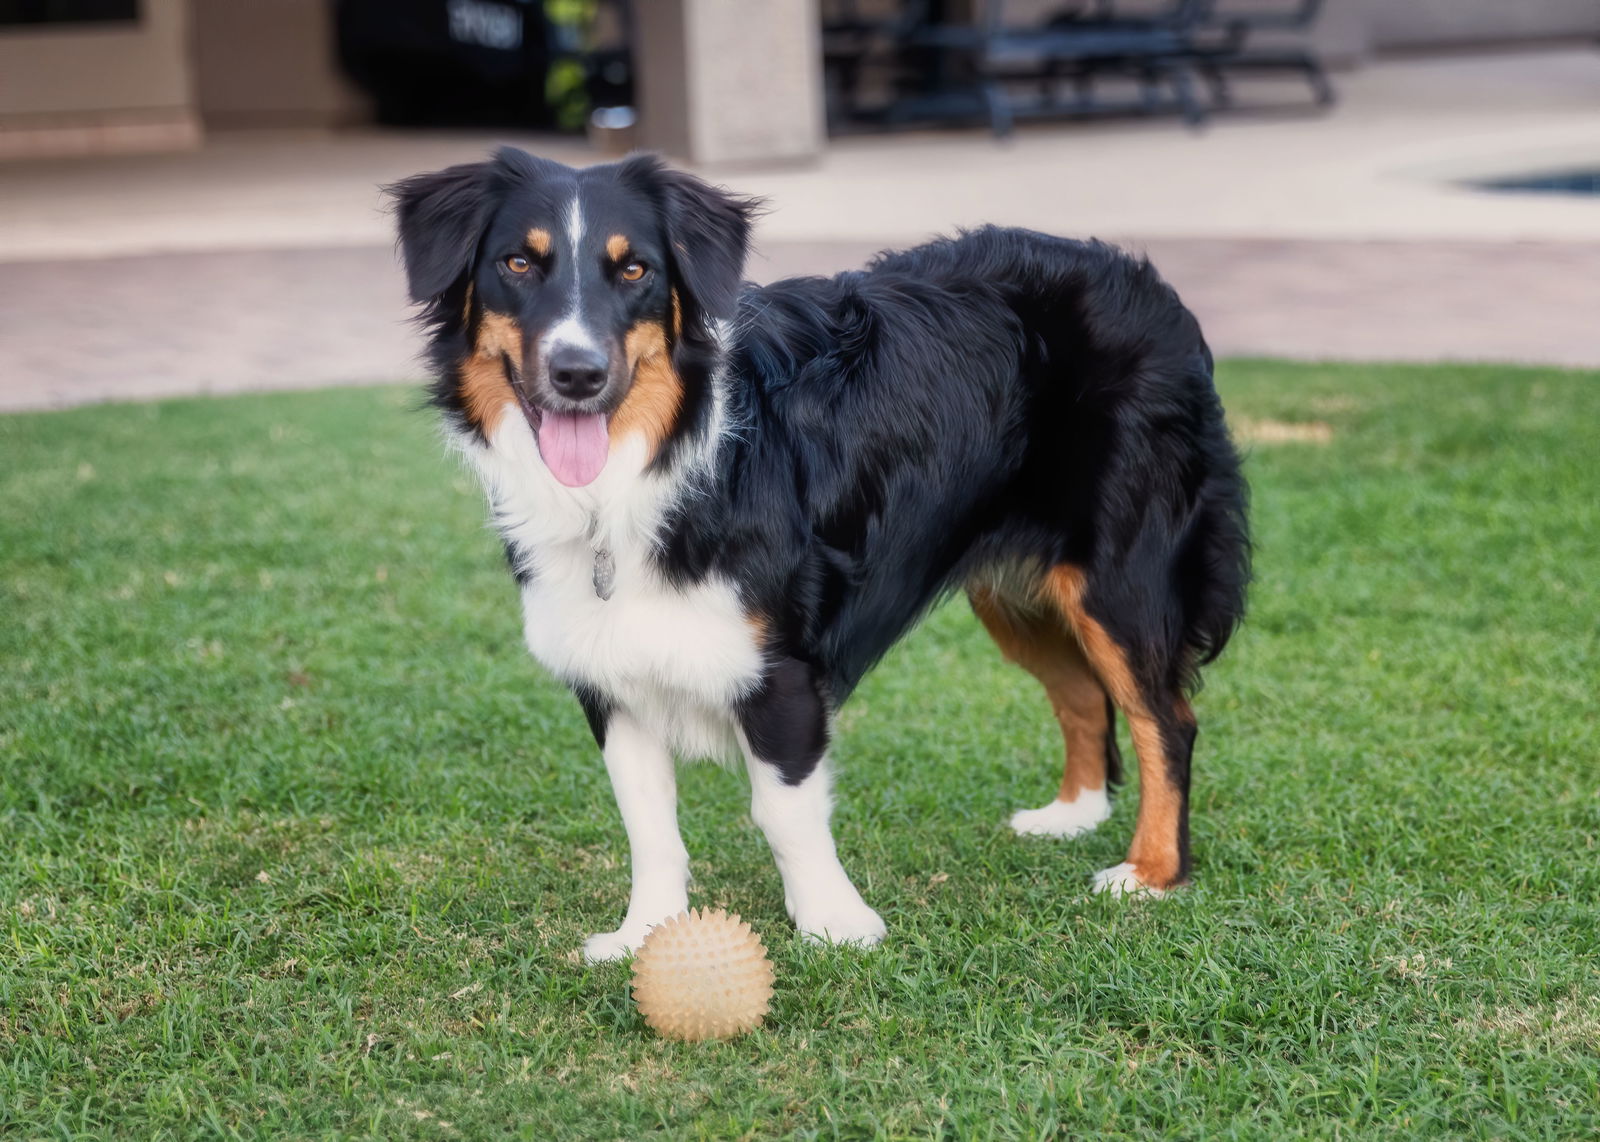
[191,0,369,127]
[1372,0,1600,48]
[637,0,824,164]
[0,0,192,118]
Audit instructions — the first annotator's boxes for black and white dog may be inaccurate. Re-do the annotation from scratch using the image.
[389,148,1248,961]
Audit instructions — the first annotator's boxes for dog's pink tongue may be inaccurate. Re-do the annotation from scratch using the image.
[537,412,609,487]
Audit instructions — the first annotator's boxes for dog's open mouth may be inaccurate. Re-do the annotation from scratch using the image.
[510,375,609,488]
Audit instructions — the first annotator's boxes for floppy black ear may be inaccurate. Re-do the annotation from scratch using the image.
[621,155,759,333]
[386,161,494,304]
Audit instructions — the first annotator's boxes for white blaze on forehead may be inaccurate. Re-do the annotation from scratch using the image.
[566,191,584,257]
[544,189,599,356]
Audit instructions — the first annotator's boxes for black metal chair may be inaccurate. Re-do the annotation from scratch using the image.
[823,0,1224,137]
[820,0,951,132]
[1190,0,1335,109]
[902,0,1213,136]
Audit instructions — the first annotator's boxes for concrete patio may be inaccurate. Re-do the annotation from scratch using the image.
[2,47,1598,412]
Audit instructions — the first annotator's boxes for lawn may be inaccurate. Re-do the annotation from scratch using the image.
[2,362,1597,1140]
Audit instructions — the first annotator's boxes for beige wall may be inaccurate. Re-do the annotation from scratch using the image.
[0,0,369,155]
[191,0,369,127]
[1372,0,1600,48]
[637,0,825,165]
[0,0,198,156]
[0,0,192,117]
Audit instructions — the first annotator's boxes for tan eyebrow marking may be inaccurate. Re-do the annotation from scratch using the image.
[606,233,630,261]
[526,228,552,256]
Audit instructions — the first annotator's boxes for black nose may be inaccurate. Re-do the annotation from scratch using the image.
[548,346,609,399]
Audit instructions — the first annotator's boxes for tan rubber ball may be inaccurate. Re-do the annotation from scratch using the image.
[630,908,776,1041]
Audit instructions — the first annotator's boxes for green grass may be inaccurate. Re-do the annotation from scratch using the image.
[2,362,1597,1140]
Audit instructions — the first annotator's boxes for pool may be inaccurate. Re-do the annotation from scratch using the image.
[1470,167,1600,196]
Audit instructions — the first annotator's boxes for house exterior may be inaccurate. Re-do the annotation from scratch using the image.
[1,0,1596,162]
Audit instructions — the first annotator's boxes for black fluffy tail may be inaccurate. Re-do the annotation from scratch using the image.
[1175,405,1252,679]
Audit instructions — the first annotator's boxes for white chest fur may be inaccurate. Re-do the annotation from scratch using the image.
[465,408,764,757]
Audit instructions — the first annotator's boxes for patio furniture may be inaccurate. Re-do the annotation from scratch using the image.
[1191,0,1336,109]
[822,0,1333,137]
[820,0,933,132]
[824,0,1214,136]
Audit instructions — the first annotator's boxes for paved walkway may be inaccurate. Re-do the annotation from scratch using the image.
[5,49,1599,265]
[2,236,1594,412]
[2,48,1597,411]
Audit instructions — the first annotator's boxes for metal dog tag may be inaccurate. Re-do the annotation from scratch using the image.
[592,545,616,601]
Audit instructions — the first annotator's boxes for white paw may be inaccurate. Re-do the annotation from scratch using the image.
[795,898,887,948]
[581,926,650,963]
[1090,862,1167,899]
[1010,788,1111,838]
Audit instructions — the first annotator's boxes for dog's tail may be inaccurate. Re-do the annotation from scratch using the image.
[1174,416,1252,678]
[879,225,1251,686]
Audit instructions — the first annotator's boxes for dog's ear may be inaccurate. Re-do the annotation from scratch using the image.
[386,161,494,304]
[621,154,759,334]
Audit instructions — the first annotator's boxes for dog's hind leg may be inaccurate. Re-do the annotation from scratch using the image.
[970,585,1119,839]
[1037,566,1197,896]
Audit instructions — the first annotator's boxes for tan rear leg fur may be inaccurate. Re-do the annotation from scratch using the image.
[1037,567,1193,895]
[970,586,1115,839]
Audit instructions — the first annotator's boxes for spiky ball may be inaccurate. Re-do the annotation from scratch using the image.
[630,908,775,1041]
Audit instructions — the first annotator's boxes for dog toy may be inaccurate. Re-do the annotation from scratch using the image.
[630,908,775,1041]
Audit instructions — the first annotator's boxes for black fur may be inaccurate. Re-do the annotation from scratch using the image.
[620,155,755,327]
[736,656,832,786]
[500,535,532,586]
[389,158,496,305]
[392,149,1249,887]
[1102,695,1124,789]
[1162,716,1198,879]
[662,226,1249,702]
[572,683,613,750]
[614,153,759,473]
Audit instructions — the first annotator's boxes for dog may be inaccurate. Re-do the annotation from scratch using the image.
[389,148,1248,962]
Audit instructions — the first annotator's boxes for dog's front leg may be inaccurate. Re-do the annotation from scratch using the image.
[738,658,885,947]
[582,712,689,963]
[743,753,886,947]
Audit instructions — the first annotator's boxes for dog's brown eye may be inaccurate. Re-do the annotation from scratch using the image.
[620,262,646,282]
[505,255,531,274]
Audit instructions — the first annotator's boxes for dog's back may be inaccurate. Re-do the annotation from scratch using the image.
[689,226,1248,698]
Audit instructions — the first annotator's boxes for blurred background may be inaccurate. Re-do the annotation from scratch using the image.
[1,0,1598,410]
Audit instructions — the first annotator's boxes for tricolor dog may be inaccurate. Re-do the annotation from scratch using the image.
[389,148,1249,961]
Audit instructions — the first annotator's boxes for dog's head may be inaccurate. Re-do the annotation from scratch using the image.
[389,148,756,485]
